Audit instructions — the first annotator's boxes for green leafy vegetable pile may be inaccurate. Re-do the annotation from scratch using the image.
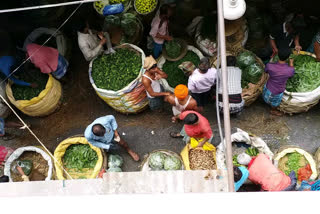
[284,152,306,176]
[236,51,263,88]
[12,69,49,100]
[245,147,259,156]
[63,144,98,170]
[165,40,182,58]
[163,51,200,88]
[92,48,142,91]
[149,152,182,171]
[285,55,320,92]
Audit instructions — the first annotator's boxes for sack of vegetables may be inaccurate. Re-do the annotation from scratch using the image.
[6,73,62,117]
[271,51,320,114]
[274,146,318,182]
[211,48,267,106]
[4,146,54,182]
[54,136,105,180]
[140,150,184,171]
[158,45,204,92]
[89,43,148,114]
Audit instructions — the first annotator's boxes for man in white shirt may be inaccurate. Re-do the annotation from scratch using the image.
[217,56,244,115]
[188,57,216,112]
[77,21,114,62]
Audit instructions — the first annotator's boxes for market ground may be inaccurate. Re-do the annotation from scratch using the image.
[2,47,320,172]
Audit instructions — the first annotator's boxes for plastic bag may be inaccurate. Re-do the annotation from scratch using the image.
[179,61,196,75]
[237,153,252,166]
[190,138,215,151]
[108,154,123,168]
[103,3,124,16]
[11,160,33,176]
[243,63,263,84]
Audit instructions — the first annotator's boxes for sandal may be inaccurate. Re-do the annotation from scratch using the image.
[170,132,183,138]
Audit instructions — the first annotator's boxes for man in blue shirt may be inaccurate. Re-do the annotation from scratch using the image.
[0,56,37,87]
[84,115,140,161]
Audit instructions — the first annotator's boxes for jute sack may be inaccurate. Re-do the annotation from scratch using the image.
[6,74,62,117]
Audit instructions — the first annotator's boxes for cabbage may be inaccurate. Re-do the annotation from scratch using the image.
[107,167,122,172]
[108,154,123,168]
[149,152,167,170]
[164,156,182,170]
[237,51,256,68]
[243,63,263,84]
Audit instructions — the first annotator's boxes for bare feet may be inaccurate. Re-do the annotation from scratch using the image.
[127,149,140,161]
[270,109,283,116]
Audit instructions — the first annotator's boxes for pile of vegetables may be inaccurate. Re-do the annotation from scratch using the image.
[285,55,320,92]
[233,147,259,167]
[107,154,124,172]
[189,149,216,170]
[148,152,182,171]
[163,51,200,87]
[134,0,157,15]
[63,144,98,170]
[12,69,49,100]
[283,152,307,176]
[236,50,264,88]
[165,40,182,58]
[92,48,141,91]
[105,13,140,39]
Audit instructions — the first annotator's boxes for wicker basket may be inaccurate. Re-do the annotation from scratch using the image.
[134,0,158,15]
[162,39,188,62]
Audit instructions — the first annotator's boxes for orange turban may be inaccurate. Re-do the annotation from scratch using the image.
[174,84,188,99]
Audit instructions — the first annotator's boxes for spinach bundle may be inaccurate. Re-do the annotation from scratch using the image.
[12,69,49,100]
[92,48,142,91]
[163,51,200,88]
[165,40,182,58]
[286,55,320,92]
[63,144,98,170]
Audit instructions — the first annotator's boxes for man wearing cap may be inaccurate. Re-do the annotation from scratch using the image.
[307,31,320,61]
[188,57,216,112]
[165,84,198,123]
[142,56,170,111]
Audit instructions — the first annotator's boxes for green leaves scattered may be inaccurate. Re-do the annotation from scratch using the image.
[92,48,142,91]
[284,152,305,176]
[165,40,182,58]
[285,55,320,92]
[163,51,200,88]
[63,144,98,170]
[12,69,49,100]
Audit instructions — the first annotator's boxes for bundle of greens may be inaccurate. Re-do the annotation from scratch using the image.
[63,144,98,170]
[284,152,307,176]
[163,51,200,88]
[92,48,141,91]
[285,55,320,92]
[165,40,182,58]
[236,50,263,88]
[12,69,48,100]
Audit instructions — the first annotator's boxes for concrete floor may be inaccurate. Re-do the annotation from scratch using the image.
[1,46,320,172]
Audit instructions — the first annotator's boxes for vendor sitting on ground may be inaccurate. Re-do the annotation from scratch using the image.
[188,57,216,112]
[170,110,213,147]
[0,118,29,141]
[263,48,294,116]
[165,84,198,123]
[142,56,170,111]
[0,56,37,87]
[306,30,320,61]
[84,115,139,161]
[218,56,244,115]
[26,43,69,80]
[234,166,249,192]
[77,20,114,62]
[248,154,297,191]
